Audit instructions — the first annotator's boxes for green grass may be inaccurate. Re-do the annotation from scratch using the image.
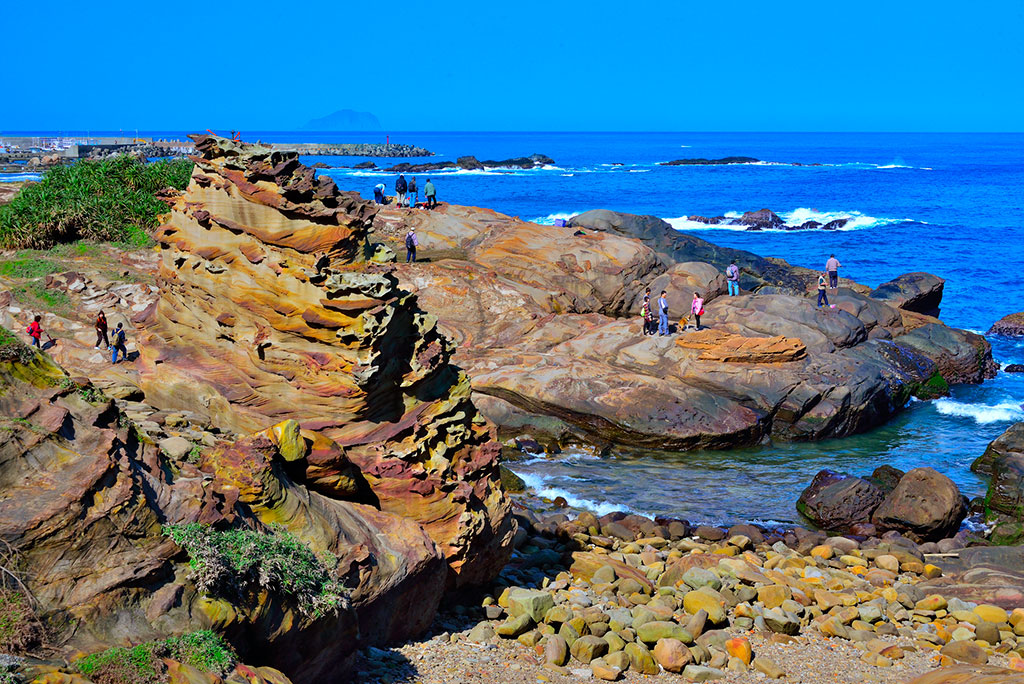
[0,256,61,279]
[74,630,236,684]
[163,523,349,619]
[0,155,193,249]
[0,327,35,364]
[0,588,43,653]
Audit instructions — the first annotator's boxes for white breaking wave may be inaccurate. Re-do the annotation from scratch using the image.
[532,211,578,225]
[933,398,1024,424]
[513,470,652,517]
[665,207,915,233]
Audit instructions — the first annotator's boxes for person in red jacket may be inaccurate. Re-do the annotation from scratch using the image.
[26,315,43,348]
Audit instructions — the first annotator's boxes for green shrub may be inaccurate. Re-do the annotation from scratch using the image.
[75,630,236,684]
[163,523,348,618]
[0,155,193,249]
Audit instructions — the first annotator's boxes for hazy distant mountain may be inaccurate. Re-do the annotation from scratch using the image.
[301,109,382,131]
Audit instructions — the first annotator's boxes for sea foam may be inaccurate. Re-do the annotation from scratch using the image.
[512,470,652,517]
[933,398,1024,424]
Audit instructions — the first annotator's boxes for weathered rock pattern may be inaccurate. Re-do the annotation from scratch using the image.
[870,272,945,317]
[373,205,993,450]
[0,348,440,679]
[990,312,1024,337]
[973,422,1024,534]
[797,466,968,541]
[136,135,514,588]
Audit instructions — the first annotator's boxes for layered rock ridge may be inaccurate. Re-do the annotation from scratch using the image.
[372,205,994,450]
[136,135,513,587]
[0,349,443,679]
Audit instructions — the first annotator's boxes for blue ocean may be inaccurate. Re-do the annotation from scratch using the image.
[10,131,1023,524]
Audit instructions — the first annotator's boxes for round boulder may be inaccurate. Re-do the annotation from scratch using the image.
[796,469,886,532]
[870,467,967,541]
[989,312,1024,337]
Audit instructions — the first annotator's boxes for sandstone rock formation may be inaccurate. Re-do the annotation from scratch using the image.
[796,466,968,541]
[0,347,441,679]
[373,205,994,450]
[870,272,945,316]
[989,311,1024,337]
[136,135,514,589]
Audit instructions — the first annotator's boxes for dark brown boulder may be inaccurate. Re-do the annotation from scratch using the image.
[870,272,945,316]
[457,155,485,170]
[735,209,784,230]
[973,422,1024,521]
[871,467,967,541]
[796,469,886,532]
[989,312,1024,337]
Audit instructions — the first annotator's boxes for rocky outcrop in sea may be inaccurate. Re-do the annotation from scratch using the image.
[384,153,555,173]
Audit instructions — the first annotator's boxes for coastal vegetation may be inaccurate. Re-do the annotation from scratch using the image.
[0,155,193,249]
[162,523,349,618]
[74,630,236,684]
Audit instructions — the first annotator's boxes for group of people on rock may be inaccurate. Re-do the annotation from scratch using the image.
[23,309,128,364]
[373,175,437,209]
[640,288,704,336]
[638,253,844,336]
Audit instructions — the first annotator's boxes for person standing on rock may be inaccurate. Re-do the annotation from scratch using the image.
[408,176,418,207]
[405,229,419,263]
[826,254,841,290]
[111,322,128,364]
[726,261,740,296]
[641,295,654,336]
[691,292,705,330]
[26,315,43,348]
[658,290,670,336]
[95,310,109,350]
[395,174,408,207]
[425,179,437,209]
[373,182,385,205]
[817,272,830,308]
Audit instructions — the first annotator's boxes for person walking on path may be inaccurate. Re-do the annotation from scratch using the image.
[425,179,437,209]
[408,176,418,207]
[640,295,654,336]
[26,315,43,348]
[826,254,841,290]
[373,182,385,205]
[405,229,419,263]
[111,323,128,364]
[691,292,705,330]
[817,272,830,308]
[658,290,670,336]
[395,174,408,207]
[726,261,740,296]
[95,310,109,349]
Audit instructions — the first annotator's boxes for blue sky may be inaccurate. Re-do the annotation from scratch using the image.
[3,0,1022,132]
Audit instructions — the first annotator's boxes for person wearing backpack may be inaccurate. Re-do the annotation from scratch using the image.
[111,322,128,364]
[640,295,653,336]
[395,174,408,207]
[95,309,110,349]
[691,292,705,330]
[26,315,43,348]
[424,179,437,209]
[408,177,418,207]
[405,229,419,263]
[658,290,670,336]
[726,261,740,296]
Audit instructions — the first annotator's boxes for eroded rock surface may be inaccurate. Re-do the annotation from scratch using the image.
[135,135,514,588]
[373,205,994,449]
[0,351,441,679]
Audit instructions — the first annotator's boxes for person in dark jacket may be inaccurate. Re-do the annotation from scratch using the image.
[408,176,418,207]
[111,322,128,364]
[95,309,109,349]
[395,175,408,207]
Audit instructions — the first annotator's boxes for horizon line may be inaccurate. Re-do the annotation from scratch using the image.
[2,129,1024,135]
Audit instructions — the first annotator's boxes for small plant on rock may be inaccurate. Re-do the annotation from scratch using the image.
[74,630,236,684]
[162,523,349,619]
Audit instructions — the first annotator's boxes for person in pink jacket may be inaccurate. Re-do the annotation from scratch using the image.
[691,292,705,330]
